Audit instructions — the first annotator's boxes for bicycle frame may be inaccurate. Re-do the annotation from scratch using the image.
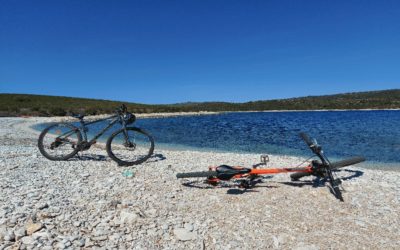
[77,114,121,144]
[55,114,125,146]
[205,164,312,185]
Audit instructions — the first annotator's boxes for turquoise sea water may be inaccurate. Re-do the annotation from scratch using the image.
[34,110,400,167]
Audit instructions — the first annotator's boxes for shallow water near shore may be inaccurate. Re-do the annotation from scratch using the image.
[33,110,400,168]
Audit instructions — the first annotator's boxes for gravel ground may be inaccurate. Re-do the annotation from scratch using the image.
[0,117,399,249]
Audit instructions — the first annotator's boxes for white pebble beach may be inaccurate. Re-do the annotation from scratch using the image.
[0,116,399,249]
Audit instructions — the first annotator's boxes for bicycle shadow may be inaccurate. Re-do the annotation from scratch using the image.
[70,153,109,161]
[180,176,278,195]
[179,169,364,197]
[279,169,364,188]
[67,152,166,163]
[146,153,167,163]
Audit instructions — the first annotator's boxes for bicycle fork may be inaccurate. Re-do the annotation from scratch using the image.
[122,126,136,149]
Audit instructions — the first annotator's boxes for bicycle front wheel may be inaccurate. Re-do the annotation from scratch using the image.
[106,127,154,166]
[38,123,82,161]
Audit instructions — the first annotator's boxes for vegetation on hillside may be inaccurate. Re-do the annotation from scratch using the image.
[0,89,399,116]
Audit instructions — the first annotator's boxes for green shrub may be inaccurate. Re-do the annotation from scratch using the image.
[49,107,67,116]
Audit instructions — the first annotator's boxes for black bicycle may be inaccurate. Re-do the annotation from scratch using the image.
[38,104,154,166]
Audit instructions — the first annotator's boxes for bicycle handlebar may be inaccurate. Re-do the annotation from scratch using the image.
[299,132,313,147]
[116,104,128,114]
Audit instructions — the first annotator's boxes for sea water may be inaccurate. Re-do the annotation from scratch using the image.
[34,110,400,167]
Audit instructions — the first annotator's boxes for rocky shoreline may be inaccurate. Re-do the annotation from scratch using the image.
[0,117,399,249]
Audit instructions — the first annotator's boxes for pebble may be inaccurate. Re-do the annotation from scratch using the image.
[0,226,7,240]
[184,223,194,232]
[119,210,139,224]
[14,228,27,240]
[21,236,35,245]
[173,228,197,241]
[26,222,43,235]
[73,221,81,227]
[56,242,66,249]
[92,235,108,241]
[4,231,15,241]
[37,203,49,210]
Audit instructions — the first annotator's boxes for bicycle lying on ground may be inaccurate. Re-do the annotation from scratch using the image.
[177,132,365,201]
[38,104,154,166]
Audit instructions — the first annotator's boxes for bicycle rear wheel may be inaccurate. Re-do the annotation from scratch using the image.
[38,123,82,160]
[106,127,154,166]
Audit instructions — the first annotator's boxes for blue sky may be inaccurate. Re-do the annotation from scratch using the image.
[1,0,399,104]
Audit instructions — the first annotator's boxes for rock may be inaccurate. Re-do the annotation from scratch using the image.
[272,236,280,248]
[84,239,94,248]
[161,223,169,231]
[119,211,139,224]
[37,203,49,210]
[73,221,81,227]
[173,228,197,241]
[21,236,35,245]
[38,212,58,219]
[76,238,86,247]
[14,228,27,240]
[109,200,121,208]
[32,231,50,240]
[125,234,133,241]
[80,173,90,178]
[9,217,17,225]
[55,242,66,249]
[0,226,7,240]
[109,233,122,242]
[91,235,108,241]
[146,208,158,218]
[147,228,157,236]
[4,231,15,241]
[93,229,109,237]
[26,222,43,235]
[184,223,194,232]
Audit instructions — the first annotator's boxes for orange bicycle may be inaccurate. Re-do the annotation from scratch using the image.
[176,132,365,201]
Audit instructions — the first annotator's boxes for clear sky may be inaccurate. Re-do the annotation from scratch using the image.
[1,0,399,104]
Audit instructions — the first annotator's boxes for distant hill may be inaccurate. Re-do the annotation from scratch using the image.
[0,89,399,116]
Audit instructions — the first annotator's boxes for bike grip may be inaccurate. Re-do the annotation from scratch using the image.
[299,132,313,147]
[176,173,186,178]
[290,172,312,180]
[330,156,366,169]
[176,171,218,179]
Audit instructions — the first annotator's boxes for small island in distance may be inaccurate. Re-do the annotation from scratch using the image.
[1,89,399,117]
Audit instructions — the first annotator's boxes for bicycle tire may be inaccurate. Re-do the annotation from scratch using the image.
[38,123,82,161]
[106,127,154,166]
[176,171,218,179]
[330,156,365,170]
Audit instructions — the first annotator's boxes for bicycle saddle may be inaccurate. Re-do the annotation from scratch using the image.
[216,165,251,180]
[71,114,85,119]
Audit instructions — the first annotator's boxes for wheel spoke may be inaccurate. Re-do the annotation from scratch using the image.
[38,123,81,160]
